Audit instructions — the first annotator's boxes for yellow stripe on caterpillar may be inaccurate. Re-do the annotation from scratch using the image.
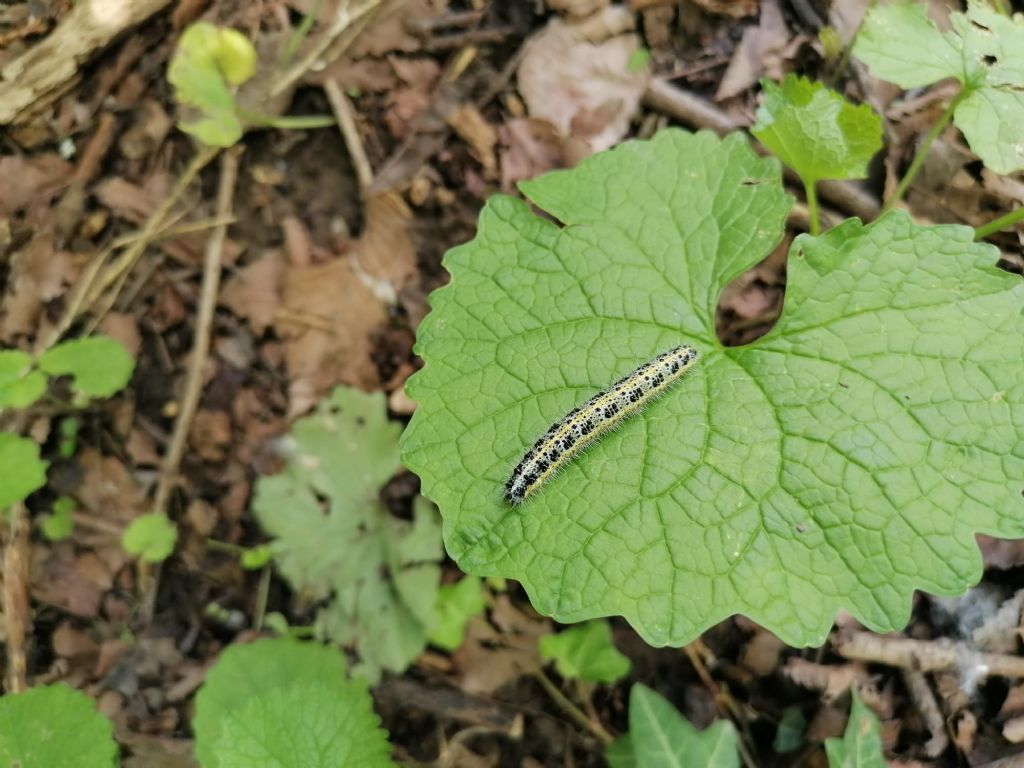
[504,345,699,505]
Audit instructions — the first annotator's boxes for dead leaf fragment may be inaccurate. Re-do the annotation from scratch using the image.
[715,0,788,101]
[220,250,285,335]
[1,231,75,341]
[517,7,649,152]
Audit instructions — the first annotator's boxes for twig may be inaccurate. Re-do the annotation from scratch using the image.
[37,145,221,355]
[533,669,614,746]
[2,501,31,693]
[271,0,383,99]
[836,631,1024,678]
[140,148,241,625]
[901,668,949,757]
[153,148,241,517]
[683,642,759,768]
[324,78,374,190]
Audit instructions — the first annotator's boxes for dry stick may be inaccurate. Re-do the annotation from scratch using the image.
[836,631,1024,678]
[140,149,241,624]
[901,668,949,758]
[36,145,221,355]
[532,669,614,746]
[642,78,882,224]
[324,78,374,190]
[2,501,31,693]
[683,642,759,768]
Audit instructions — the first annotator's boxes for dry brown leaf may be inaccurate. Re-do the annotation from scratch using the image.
[75,448,149,526]
[0,153,71,215]
[275,256,388,414]
[189,409,232,462]
[1,230,75,341]
[499,117,587,187]
[98,312,142,358]
[715,0,788,101]
[31,544,115,618]
[220,250,285,335]
[549,0,611,18]
[689,0,758,18]
[517,7,649,152]
[454,596,548,695]
[447,103,498,179]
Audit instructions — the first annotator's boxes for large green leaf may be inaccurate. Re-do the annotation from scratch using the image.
[0,432,48,510]
[401,128,1024,647]
[37,336,134,399]
[253,387,443,680]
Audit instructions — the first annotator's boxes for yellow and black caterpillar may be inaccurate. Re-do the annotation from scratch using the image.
[504,345,699,505]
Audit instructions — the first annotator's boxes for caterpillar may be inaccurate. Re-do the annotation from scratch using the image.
[504,345,699,505]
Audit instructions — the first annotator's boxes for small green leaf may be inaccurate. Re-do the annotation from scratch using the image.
[212,680,396,768]
[539,620,631,684]
[401,128,1024,648]
[626,683,739,768]
[0,683,118,768]
[253,387,443,681]
[752,74,883,184]
[429,576,487,651]
[240,544,272,570]
[194,638,351,768]
[854,1,1024,173]
[0,349,46,409]
[0,432,48,510]
[627,48,651,73]
[773,705,805,754]
[824,691,886,768]
[41,496,76,541]
[168,21,256,147]
[122,513,178,562]
[212,27,257,86]
[38,336,134,399]
[817,26,844,62]
[58,417,79,459]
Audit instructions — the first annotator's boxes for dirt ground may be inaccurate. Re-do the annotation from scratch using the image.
[2,0,1024,766]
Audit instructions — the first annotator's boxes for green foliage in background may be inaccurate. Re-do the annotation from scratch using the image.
[0,684,118,768]
[824,691,886,768]
[401,128,1024,648]
[253,387,443,680]
[0,336,134,514]
[539,620,631,684]
[429,576,487,651]
[854,0,1024,173]
[122,512,179,563]
[606,683,739,768]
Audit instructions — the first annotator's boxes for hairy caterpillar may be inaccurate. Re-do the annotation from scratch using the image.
[504,345,699,505]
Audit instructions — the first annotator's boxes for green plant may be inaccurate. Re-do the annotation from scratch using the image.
[0,336,134,518]
[853,1,1024,213]
[0,683,119,767]
[401,124,1024,648]
[168,21,333,148]
[606,685,884,767]
[193,637,395,768]
[252,386,444,680]
[122,512,178,563]
[539,620,631,684]
[429,575,487,650]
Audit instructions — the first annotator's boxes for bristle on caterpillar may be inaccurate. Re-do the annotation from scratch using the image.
[504,345,699,505]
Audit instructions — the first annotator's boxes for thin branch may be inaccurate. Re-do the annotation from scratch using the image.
[2,501,31,693]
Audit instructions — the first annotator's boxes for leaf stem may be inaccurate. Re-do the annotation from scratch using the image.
[884,89,967,213]
[533,670,614,746]
[805,180,820,236]
[974,206,1024,240]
